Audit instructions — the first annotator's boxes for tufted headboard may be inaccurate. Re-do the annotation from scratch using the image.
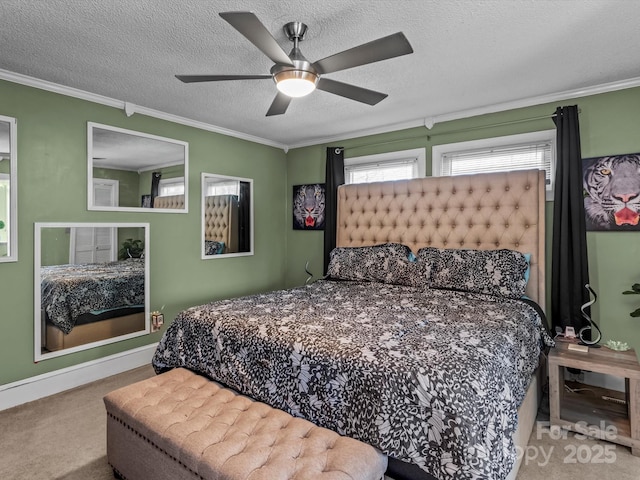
[204,195,239,253]
[336,170,546,305]
[153,194,185,209]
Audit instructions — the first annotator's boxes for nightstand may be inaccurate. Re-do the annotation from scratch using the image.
[549,342,640,455]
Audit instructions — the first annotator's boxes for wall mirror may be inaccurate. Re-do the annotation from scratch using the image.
[34,222,150,361]
[201,173,253,259]
[88,122,188,213]
[0,115,17,262]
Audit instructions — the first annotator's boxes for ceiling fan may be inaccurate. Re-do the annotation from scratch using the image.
[176,11,414,116]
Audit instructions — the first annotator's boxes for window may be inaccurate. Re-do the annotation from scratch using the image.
[344,148,426,184]
[432,130,555,200]
[204,180,239,197]
[158,177,185,196]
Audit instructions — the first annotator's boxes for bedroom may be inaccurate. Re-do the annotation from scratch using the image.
[1,1,640,479]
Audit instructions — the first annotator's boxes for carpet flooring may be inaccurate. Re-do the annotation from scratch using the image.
[1,366,639,479]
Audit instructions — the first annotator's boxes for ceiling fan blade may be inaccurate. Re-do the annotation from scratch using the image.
[312,32,413,75]
[316,78,388,105]
[266,92,292,116]
[176,74,272,83]
[220,12,294,67]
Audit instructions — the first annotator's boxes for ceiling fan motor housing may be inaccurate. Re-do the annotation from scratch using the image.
[271,25,319,98]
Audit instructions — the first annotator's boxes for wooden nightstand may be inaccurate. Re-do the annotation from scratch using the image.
[549,342,640,455]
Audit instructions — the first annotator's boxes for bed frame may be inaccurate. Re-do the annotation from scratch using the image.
[43,311,145,352]
[336,169,546,480]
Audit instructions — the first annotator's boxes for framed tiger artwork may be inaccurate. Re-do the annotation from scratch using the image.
[292,183,326,230]
[582,152,640,231]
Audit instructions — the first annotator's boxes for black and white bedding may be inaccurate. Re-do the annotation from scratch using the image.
[41,259,145,334]
[153,279,554,480]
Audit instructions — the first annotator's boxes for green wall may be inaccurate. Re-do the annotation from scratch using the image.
[3,75,640,388]
[93,167,141,208]
[0,79,287,385]
[286,86,640,353]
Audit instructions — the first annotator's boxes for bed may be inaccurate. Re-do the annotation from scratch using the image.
[203,194,239,254]
[41,259,145,351]
[152,170,553,480]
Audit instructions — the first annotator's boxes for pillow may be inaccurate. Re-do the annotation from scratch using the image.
[327,243,428,287]
[523,253,531,285]
[417,247,528,298]
[204,240,225,255]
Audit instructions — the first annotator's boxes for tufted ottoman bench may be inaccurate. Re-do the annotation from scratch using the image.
[104,367,387,480]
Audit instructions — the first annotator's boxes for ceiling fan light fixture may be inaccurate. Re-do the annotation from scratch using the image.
[274,70,318,98]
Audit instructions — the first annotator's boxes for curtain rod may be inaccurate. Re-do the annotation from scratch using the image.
[336,108,580,154]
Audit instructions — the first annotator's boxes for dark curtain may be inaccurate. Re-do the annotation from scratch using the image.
[150,172,162,207]
[238,181,251,252]
[551,105,590,334]
[323,147,344,274]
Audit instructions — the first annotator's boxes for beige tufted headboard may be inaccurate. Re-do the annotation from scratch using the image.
[204,195,239,253]
[153,194,185,209]
[336,170,546,305]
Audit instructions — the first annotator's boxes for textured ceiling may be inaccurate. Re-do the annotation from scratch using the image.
[1,0,639,148]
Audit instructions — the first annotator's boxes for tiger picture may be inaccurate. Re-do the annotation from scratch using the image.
[582,153,640,231]
[292,183,326,230]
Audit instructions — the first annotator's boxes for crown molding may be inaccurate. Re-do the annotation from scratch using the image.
[288,76,640,150]
[0,69,288,151]
[2,68,639,153]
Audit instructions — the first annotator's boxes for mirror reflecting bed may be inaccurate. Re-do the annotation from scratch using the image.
[34,222,150,361]
[88,122,188,212]
[201,173,253,258]
[0,115,17,262]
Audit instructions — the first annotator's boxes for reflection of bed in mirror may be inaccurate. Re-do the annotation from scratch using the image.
[204,194,238,255]
[35,222,150,361]
[88,122,188,213]
[41,259,145,352]
[201,173,253,258]
[153,194,184,209]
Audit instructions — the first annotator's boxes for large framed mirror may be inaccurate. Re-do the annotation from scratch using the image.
[34,222,150,361]
[0,115,17,262]
[88,123,188,213]
[201,173,253,259]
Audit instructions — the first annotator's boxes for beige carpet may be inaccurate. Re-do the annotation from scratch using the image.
[1,366,639,479]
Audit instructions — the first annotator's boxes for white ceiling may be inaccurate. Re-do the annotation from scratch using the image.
[1,0,639,149]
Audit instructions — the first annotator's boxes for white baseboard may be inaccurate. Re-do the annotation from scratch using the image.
[0,343,157,411]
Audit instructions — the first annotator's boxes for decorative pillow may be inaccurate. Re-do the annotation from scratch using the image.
[204,240,225,255]
[327,243,428,287]
[417,247,528,298]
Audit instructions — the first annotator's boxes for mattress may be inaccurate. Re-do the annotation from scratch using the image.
[153,279,553,480]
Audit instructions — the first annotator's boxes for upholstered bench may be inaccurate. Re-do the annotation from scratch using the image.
[104,367,387,480]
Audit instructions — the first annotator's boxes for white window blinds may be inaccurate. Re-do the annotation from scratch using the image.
[345,158,418,184]
[158,177,185,196]
[441,141,553,187]
[205,180,239,197]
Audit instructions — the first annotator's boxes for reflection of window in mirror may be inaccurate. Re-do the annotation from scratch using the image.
[35,222,150,361]
[88,122,188,213]
[201,173,254,259]
[0,115,17,263]
[158,176,185,196]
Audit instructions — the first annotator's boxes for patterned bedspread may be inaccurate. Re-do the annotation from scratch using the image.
[152,280,553,480]
[41,259,145,334]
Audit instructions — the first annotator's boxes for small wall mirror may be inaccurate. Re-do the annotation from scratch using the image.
[0,115,17,262]
[34,222,150,361]
[88,123,188,212]
[201,173,254,259]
